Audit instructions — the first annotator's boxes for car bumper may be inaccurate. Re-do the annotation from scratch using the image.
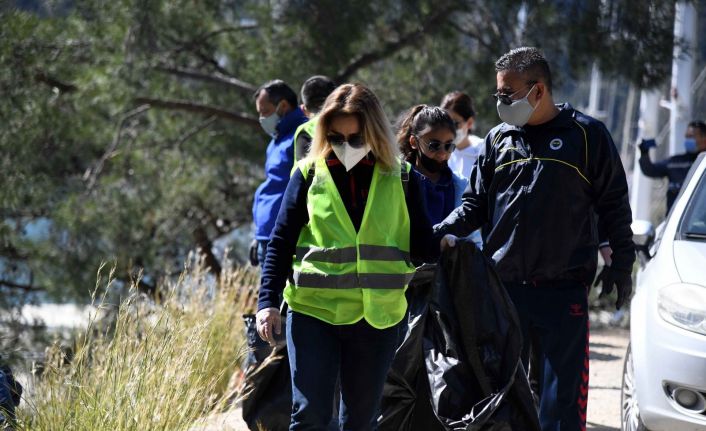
[631,286,706,430]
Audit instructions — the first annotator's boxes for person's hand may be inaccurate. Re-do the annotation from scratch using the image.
[594,266,633,309]
[599,245,613,266]
[256,307,281,346]
[638,138,656,153]
[249,239,260,267]
[440,234,458,251]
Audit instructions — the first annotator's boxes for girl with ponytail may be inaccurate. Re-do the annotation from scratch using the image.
[396,104,469,225]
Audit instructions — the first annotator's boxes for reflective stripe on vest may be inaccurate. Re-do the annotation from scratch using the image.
[295,245,411,264]
[284,157,415,329]
[292,271,415,289]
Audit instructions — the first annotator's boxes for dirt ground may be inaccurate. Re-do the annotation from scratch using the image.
[193,327,630,431]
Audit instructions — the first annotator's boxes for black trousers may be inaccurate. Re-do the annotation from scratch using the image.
[505,283,590,431]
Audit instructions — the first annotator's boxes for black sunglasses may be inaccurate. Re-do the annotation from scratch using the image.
[327,132,365,148]
[415,135,456,153]
[492,82,536,105]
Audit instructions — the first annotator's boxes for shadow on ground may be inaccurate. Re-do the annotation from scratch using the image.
[587,421,619,430]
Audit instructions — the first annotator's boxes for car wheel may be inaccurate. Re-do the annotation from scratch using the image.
[621,343,650,431]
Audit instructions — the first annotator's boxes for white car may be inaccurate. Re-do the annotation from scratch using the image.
[622,153,706,430]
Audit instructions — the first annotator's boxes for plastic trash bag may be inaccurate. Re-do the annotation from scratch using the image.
[237,312,338,431]
[239,343,292,431]
[379,239,540,431]
[242,313,278,370]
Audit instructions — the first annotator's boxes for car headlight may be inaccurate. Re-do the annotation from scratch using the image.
[658,283,706,336]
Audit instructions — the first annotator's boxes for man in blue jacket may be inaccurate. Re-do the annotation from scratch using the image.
[250,80,308,266]
[437,47,635,431]
[0,358,22,427]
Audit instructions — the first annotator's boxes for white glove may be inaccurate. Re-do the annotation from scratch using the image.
[256,307,281,346]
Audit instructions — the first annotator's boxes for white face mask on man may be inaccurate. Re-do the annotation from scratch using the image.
[496,84,538,127]
[259,101,283,138]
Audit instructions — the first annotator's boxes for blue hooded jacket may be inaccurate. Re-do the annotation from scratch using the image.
[253,107,308,240]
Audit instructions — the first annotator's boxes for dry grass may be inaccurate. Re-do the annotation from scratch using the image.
[15,256,259,431]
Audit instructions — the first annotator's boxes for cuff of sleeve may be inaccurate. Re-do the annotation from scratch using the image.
[257,291,281,311]
[598,241,610,249]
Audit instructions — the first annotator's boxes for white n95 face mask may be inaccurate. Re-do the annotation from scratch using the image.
[332,143,370,171]
[496,85,537,127]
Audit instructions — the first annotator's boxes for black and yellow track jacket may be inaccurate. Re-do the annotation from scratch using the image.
[435,103,635,286]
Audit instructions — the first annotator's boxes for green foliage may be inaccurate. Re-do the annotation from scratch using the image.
[0,0,679,302]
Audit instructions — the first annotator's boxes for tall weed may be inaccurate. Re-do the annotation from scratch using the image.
[16,257,258,430]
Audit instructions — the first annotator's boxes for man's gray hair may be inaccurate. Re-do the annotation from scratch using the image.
[495,47,553,93]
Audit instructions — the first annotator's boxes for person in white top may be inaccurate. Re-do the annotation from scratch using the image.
[441,91,483,180]
[440,91,483,249]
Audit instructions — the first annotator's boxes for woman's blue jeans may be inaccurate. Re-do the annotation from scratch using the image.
[286,309,400,431]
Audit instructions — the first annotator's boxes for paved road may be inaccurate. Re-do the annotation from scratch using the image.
[586,327,630,431]
[194,327,630,431]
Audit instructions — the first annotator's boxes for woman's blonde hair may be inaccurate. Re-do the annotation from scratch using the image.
[304,83,400,172]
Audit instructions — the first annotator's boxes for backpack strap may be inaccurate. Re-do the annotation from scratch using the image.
[400,161,409,198]
[305,164,315,190]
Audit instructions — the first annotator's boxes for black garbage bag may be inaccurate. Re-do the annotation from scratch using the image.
[239,343,292,431]
[379,239,540,431]
[241,314,277,371]
[378,264,443,431]
[238,310,290,431]
[237,312,338,431]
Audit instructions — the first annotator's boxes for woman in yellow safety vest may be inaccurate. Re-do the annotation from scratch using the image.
[256,83,440,430]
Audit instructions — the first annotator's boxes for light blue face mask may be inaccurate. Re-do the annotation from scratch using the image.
[259,101,283,138]
[684,138,697,153]
[496,85,537,127]
[259,111,280,138]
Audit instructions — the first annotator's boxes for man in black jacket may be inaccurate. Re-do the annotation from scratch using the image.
[639,120,706,214]
[436,47,635,431]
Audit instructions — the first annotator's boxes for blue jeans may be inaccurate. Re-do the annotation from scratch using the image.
[286,309,400,431]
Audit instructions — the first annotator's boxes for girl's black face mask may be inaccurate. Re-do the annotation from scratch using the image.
[418,150,448,174]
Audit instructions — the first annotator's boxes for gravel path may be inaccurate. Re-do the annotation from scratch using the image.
[193,327,630,431]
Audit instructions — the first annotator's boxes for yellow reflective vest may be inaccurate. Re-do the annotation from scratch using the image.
[292,117,318,163]
[284,157,415,329]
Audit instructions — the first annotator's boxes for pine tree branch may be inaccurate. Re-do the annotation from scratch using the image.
[170,24,258,54]
[175,116,218,147]
[334,4,459,82]
[133,97,260,128]
[448,19,497,53]
[85,104,151,192]
[193,24,259,44]
[155,66,256,94]
[34,71,78,93]
[0,279,44,292]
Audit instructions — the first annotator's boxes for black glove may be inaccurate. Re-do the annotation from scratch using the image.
[594,266,633,309]
[249,239,260,267]
[638,138,656,153]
